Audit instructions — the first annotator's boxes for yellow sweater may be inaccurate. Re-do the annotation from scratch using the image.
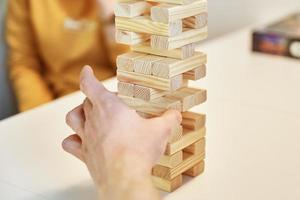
[6,0,126,111]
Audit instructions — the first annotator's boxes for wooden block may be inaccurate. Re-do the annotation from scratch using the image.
[184,138,205,155]
[117,82,134,97]
[152,52,206,78]
[119,95,182,115]
[165,127,206,155]
[164,89,194,112]
[151,1,207,23]
[180,87,207,105]
[117,0,201,5]
[148,0,200,4]
[152,152,205,180]
[182,111,206,130]
[115,1,151,18]
[136,111,206,130]
[152,175,182,192]
[169,125,183,143]
[157,151,183,168]
[134,85,168,101]
[183,160,205,177]
[132,42,195,59]
[151,27,207,49]
[183,65,206,80]
[117,70,183,91]
[183,12,208,29]
[137,110,206,130]
[133,55,163,75]
[116,30,150,45]
[115,16,182,37]
[164,87,206,111]
[117,52,146,71]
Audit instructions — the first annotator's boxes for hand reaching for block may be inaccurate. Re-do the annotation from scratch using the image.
[62,65,182,200]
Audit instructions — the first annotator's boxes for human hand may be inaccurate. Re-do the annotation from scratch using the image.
[62,66,181,199]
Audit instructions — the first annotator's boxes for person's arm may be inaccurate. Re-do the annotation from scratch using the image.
[62,66,182,200]
[6,0,54,112]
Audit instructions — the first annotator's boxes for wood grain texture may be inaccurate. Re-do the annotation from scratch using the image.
[183,65,206,80]
[151,0,207,23]
[152,52,207,78]
[183,12,208,29]
[182,111,206,130]
[117,82,135,97]
[117,52,146,71]
[169,125,183,143]
[152,175,182,192]
[148,0,200,4]
[152,152,205,180]
[133,55,163,75]
[183,160,205,177]
[151,27,208,49]
[115,16,182,36]
[131,42,195,59]
[134,85,168,101]
[164,90,194,112]
[184,138,205,155]
[117,70,183,91]
[157,151,183,168]
[117,0,201,5]
[118,95,182,115]
[180,87,207,105]
[116,30,150,45]
[165,127,206,155]
[115,1,151,18]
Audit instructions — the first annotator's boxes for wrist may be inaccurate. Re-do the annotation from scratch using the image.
[98,151,155,199]
[109,149,152,177]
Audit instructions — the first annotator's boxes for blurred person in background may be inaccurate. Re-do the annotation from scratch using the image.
[5,0,127,112]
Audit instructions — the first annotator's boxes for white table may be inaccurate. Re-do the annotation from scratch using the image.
[1,27,300,200]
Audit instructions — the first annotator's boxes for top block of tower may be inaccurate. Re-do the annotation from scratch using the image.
[151,1,207,23]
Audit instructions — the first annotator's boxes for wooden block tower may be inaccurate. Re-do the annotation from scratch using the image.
[114,0,208,192]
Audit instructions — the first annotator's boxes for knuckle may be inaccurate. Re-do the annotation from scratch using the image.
[65,111,73,125]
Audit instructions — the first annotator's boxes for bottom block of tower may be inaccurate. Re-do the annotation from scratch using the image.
[183,161,205,177]
[153,152,205,180]
[153,153,205,192]
[152,175,183,192]
[165,127,206,155]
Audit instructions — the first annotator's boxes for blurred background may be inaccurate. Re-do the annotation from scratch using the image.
[0,0,299,120]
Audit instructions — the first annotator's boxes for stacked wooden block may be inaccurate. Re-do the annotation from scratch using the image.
[114,0,208,192]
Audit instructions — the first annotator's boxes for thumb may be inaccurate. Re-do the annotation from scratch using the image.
[160,109,182,126]
[62,134,84,162]
[150,110,182,141]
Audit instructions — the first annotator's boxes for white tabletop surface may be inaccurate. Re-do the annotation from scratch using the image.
[1,27,300,200]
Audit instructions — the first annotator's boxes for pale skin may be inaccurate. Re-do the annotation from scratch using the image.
[62,66,182,200]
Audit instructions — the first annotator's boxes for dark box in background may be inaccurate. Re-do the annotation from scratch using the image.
[252,13,300,59]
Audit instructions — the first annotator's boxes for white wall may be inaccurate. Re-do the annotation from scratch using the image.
[208,0,300,39]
